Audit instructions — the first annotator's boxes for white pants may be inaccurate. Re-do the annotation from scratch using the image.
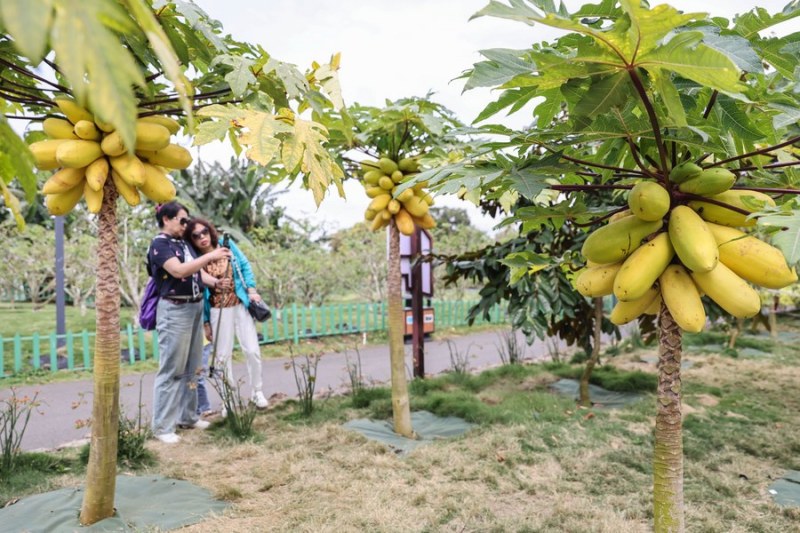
[208,303,263,395]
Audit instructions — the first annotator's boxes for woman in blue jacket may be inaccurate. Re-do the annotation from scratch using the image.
[184,217,269,411]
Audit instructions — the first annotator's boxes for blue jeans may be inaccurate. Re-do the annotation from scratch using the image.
[196,343,213,414]
[152,299,204,435]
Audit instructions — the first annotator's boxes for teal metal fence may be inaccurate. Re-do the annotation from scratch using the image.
[0,300,506,378]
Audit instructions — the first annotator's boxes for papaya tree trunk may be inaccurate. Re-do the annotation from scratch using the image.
[769,294,779,339]
[578,297,604,407]
[653,302,684,532]
[387,222,413,437]
[80,180,120,525]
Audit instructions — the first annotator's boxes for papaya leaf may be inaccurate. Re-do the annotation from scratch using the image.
[262,58,309,101]
[236,110,292,166]
[0,179,24,230]
[463,48,536,91]
[691,27,764,74]
[212,54,257,97]
[770,103,800,130]
[733,3,800,40]
[638,31,744,93]
[171,0,228,51]
[755,32,800,78]
[291,118,344,205]
[0,118,36,200]
[713,94,767,141]
[620,0,705,60]
[0,0,53,63]
[651,70,687,127]
[572,71,631,118]
[758,211,800,265]
[312,61,345,111]
[473,87,539,124]
[51,0,144,151]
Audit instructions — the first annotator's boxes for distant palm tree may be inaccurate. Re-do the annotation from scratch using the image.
[176,157,286,235]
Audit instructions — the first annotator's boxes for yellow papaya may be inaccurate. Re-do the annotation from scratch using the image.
[575,262,623,297]
[365,186,385,198]
[54,97,93,125]
[137,144,192,169]
[134,122,171,151]
[394,208,415,236]
[659,265,706,333]
[613,232,674,301]
[668,161,702,184]
[378,176,395,190]
[688,189,776,227]
[45,181,85,215]
[387,199,401,215]
[610,286,659,325]
[42,167,86,195]
[138,115,180,135]
[100,131,127,157]
[398,157,419,172]
[29,139,71,170]
[628,181,670,221]
[412,212,436,229]
[139,163,176,203]
[678,167,735,196]
[55,140,103,168]
[111,170,141,206]
[368,194,392,212]
[581,215,663,264]
[109,153,146,187]
[85,157,109,192]
[691,262,761,318]
[84,181,103,214]
[378,157,399,175]
[391,170,404,184]
[42,117,79,139]
[364,170,383,186]
[668,205,718,273]
[73,120,101,141]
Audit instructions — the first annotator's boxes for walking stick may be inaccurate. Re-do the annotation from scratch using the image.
[209,234,233,378]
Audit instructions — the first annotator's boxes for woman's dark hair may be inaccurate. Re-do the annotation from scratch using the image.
[184,217,219,249]
[155,201,188,228]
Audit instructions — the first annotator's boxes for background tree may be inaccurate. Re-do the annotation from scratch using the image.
[175,157,286,237]
[330,223,388,302]
[419,2,800,530]
[0,0,345,524]
[7,224,56,309]
[64,233,97,315]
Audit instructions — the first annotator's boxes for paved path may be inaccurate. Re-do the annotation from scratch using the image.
[4,328,570,452]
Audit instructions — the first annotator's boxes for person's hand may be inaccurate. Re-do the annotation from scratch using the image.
[249,291,262,303]
[216,278,232,291]
[203,322,212,342]
[209,247,231,261]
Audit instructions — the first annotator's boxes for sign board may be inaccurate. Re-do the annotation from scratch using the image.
[398,229,433,297]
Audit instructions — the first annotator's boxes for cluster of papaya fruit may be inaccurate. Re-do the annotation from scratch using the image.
[576,162,796,332]
[361,156,435,235]
[29,97,189,215]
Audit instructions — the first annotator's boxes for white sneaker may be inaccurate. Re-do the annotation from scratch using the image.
[252,391,269,409]
[154,432,181,444]
[179,419,210,430]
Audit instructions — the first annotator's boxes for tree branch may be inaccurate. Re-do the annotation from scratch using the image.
[0,58,71,93]
[573,205,631,228]
[627,68,668,174]
[626,137,661,180]
[702,90,718,119]
[706,135,800,169]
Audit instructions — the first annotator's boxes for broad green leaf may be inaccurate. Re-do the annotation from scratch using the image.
[500,251,551,285]
[692,27,764,74]
[572,71,631,118]
[193,119,230,145]
[638,31,744,93]
[771,103,800,130]
[125,0,193,125]
[0,179,24,230]
[0,118,36,200]
[237,110,292,166]
[312,61,345,111]
[212,54,257,97]
[463,48,536,91]
[533,88,562,128]
[651,69,687,127]
[262,58,309,101]
[759,211,800,264]
[291,117,343,205]
[733,3,800,39]
[473,87,540,124]
[170,0,228,51]
[620,0,705,59]
[52,0,145,151]
[0,0,53,62]
[713,95,767,141]
[756,32,800,78]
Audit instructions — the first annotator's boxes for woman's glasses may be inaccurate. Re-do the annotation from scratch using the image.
[191,228,210,240]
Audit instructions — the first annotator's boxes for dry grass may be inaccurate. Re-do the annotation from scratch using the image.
[10,317,800,532]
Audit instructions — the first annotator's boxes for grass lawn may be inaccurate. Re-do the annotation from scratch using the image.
[0,302,137,338]
[3,314,800,531]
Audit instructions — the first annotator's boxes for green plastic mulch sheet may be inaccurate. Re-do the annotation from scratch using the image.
[343,410,474,454]
[769,470,800,507]
[549,378,644,408]
[0,475,228,532]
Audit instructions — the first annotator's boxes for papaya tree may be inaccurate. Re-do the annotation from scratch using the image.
[0,0,344,525]
[416,2,800,531]
[328,97,468,436]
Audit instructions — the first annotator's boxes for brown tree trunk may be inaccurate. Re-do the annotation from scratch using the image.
[80,179,120,525]
[653,302,684,532]
[578,297,604,407]
[769,294,779,339]
[387,223,413,437]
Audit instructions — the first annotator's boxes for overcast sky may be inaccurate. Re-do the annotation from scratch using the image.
[191,0,799,235]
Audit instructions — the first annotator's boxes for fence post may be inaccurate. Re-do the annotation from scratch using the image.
[152,330,160,361]
[82,330,91,369]
[138,327,147,362]
[0,335,4,377]
[13,334,22,373]
[126,324,135,364]
[47,333,56,370]
[66,331,74,371]
[292,303,299,344]
[32,333,41,369]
